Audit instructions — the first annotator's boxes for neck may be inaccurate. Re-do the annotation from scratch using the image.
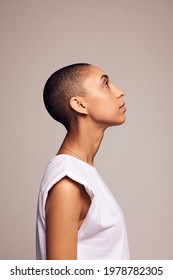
[58,122,105,166]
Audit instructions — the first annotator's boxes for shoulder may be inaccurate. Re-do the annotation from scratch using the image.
[40,155,95,205]
[46,176,84,201]
[45,155,87,176]
[43,155,92,187]
[46,176,85,216]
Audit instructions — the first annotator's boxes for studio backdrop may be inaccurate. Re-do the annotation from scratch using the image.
[0,0,173,259]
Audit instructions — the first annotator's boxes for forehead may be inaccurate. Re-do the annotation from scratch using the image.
[86,65,105,77]
[82,65,106,87]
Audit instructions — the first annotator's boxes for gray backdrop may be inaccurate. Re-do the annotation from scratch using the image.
[0,0,173,259]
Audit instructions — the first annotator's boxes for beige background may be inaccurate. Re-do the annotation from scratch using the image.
[0,0,173,259]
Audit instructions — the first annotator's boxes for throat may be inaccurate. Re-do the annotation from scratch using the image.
[58,127,105,166]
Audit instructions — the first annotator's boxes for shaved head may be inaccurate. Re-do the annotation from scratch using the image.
[43,63,91,130]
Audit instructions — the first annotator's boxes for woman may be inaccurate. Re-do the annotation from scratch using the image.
[36,63,129,260]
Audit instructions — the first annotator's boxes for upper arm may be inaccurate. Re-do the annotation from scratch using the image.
[45,176,84,260]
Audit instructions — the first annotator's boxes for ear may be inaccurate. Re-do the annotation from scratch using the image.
[69,96,88,115]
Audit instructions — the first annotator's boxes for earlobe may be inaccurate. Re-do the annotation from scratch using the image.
[70,97,88,115]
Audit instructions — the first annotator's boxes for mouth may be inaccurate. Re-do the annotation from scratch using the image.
[119,102,126,111]
[119,102,125,109]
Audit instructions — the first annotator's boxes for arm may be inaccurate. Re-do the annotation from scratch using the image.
[45,177,85,260]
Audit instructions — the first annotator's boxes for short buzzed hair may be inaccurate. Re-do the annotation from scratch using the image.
[43,63,90,131]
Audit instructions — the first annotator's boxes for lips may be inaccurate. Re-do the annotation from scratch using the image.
[119,102,126,112]
[119,102,125,109]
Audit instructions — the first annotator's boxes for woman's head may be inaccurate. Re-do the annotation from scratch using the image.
[43,63,126,131]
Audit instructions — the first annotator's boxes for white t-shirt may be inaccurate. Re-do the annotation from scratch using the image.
[36,154,130,259]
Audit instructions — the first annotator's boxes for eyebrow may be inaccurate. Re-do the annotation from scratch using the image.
[100,74,109,81]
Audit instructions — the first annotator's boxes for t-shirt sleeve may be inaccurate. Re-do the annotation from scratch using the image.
[40,170,95,221]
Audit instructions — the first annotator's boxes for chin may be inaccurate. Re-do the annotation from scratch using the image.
[120,116,126,125]
[103,114,126,129]
[114,115,126,126]
[105,119,126,129]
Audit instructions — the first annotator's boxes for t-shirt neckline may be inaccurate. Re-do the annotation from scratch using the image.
[54,154,96,169]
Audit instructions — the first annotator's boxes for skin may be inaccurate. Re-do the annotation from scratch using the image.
[45,65,126,259]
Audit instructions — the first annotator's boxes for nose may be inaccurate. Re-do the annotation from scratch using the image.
[114,87,125,98]
[118,90,125,98]
[111,83,125,98]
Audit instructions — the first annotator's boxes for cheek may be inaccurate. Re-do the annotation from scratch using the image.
[86,94,125,125]
[88,100,120,122]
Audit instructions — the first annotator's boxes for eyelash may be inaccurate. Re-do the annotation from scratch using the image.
[105,80,109,87]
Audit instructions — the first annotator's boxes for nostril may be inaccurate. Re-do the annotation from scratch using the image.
[117,91,124,98]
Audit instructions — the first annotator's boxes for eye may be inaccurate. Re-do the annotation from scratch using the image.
[105,80,109,87]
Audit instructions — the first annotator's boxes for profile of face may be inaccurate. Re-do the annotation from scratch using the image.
[76,65,126,129]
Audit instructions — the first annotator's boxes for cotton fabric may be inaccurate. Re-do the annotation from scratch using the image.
[36,154,130,259]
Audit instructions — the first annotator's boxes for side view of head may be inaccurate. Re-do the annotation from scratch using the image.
[43,63,90,131]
